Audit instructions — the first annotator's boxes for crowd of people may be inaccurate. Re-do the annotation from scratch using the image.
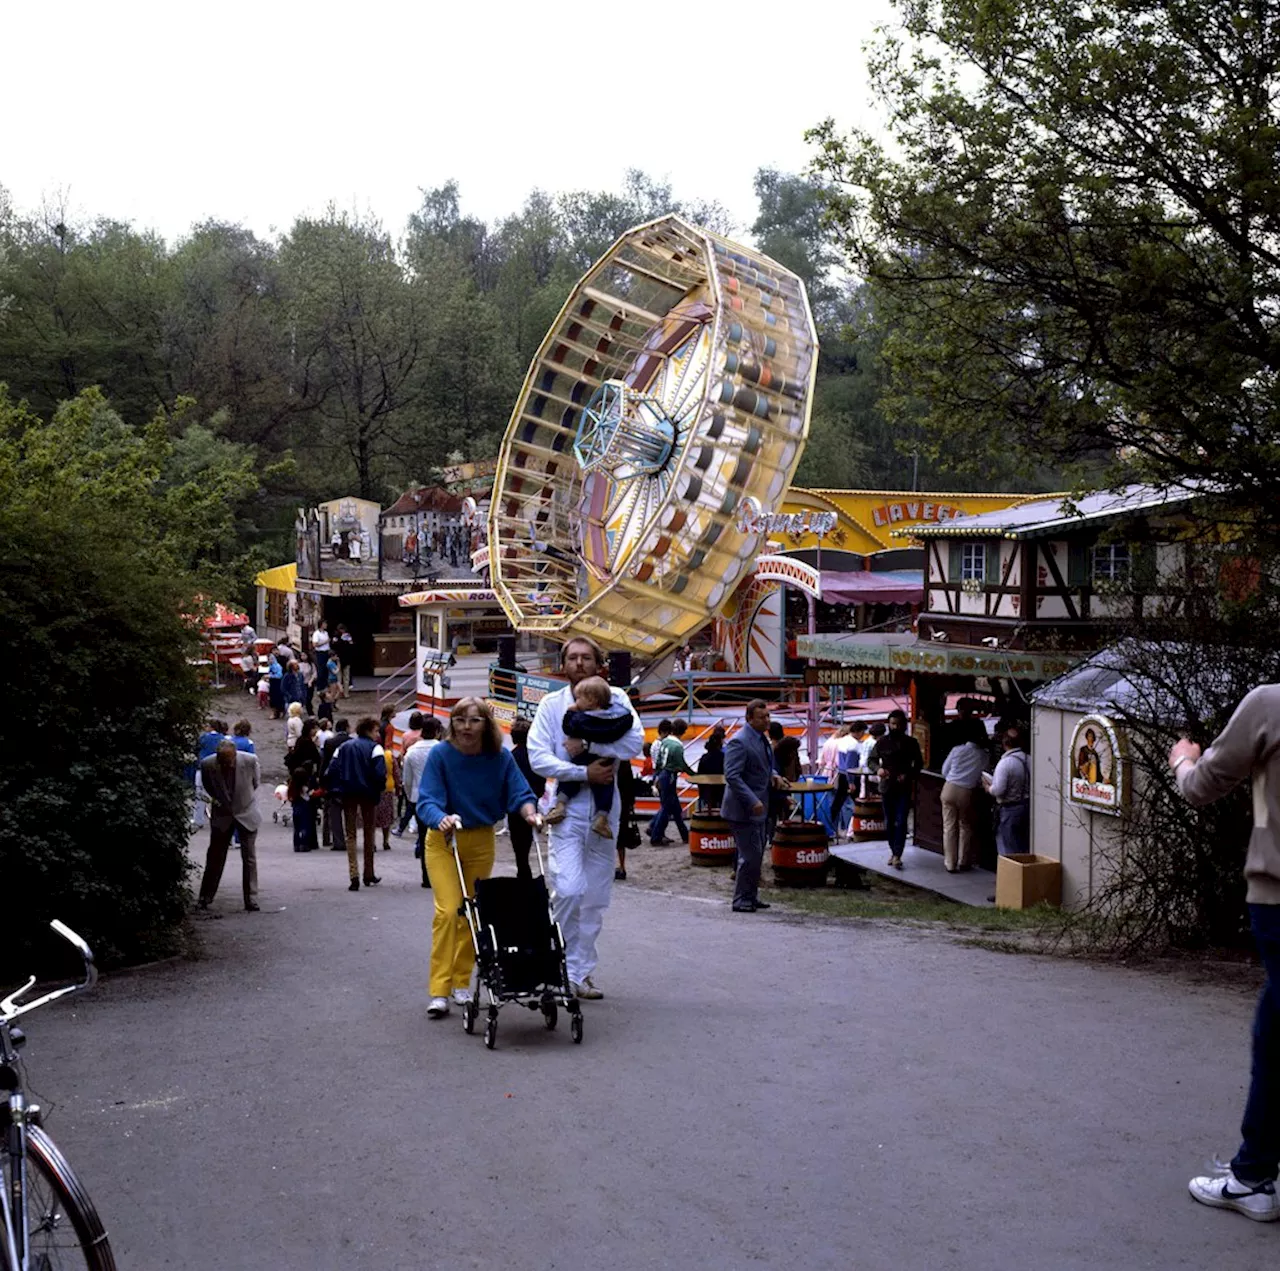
[234,622,357,721]
[188,638,1279,1222]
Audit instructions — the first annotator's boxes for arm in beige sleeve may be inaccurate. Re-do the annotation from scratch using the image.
[1177,687,1274,807]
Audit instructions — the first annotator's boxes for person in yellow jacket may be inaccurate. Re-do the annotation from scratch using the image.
[416,698,538,1020]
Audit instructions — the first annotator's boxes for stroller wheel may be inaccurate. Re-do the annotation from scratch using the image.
[484,1011,498,1050]
[542,1001,558,1031]
[462,1000,478,1035]
[570,1011,584,1044]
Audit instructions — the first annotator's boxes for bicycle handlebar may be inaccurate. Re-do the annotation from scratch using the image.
[0,920,97,1023]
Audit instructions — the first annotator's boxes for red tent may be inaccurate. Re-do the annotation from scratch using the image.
[200,601,250,629]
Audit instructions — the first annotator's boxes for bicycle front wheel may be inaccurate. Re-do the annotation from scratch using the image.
[11,1125,116,1270]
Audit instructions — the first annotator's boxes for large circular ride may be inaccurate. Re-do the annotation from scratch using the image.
[489,215,818,656]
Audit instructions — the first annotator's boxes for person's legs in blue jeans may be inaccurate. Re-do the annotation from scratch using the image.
[664,772,688,842]
[881,790,909,855]
[1231,903,1280,1185]
[651,771,685,843]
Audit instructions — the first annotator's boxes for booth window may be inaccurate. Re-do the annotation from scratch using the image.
[266,589,287,629]
[1092,543,1130,582]
[960,542,986,582]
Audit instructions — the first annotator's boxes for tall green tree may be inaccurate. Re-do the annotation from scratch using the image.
[403,188,518,468]
[278,209,428,499]
[0,202,170,421]
[751,168,842,324]
[160,221,295,449]
[808,0,1280,527]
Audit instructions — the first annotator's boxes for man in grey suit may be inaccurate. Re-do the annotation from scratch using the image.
[198,740,262,911]
[723,699,785,913]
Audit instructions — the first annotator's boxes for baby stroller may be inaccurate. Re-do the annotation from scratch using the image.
[451,824,583,1050]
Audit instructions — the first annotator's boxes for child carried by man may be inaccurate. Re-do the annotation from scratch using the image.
[548,675,635,838]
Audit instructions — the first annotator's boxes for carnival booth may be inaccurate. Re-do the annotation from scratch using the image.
[1028,647,1145,910]
[189,600,249,686]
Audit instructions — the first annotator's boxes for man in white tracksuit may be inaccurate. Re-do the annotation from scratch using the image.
[528,636,644,999]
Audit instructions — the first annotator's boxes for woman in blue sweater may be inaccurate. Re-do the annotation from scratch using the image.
[417,697,537,1020]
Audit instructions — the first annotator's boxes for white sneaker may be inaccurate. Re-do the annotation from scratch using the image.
[451,988,473,1005]
[1188,1169,1279,1221]
[427,997,450,1019]
[572,977,604,1000]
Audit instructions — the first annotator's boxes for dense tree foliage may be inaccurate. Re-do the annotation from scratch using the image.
[809,0,1280,528]
[0,386,267,971]
[0,166,1041,588]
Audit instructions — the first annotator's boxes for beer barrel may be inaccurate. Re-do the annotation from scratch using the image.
[850,798,886,842]
[689,813,736,866]
[770,820,830,886]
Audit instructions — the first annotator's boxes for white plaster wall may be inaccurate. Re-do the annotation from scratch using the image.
[958,590,986,615]
[1091,594,1130,619]
[1001,543,1021,586]
[1031,705,1127,909]
[1036,594,1071,619]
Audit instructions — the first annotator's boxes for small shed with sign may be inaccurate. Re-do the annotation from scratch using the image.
[1028,647,1149,909]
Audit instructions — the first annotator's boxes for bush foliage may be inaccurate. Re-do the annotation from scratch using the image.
[0,386,253,974]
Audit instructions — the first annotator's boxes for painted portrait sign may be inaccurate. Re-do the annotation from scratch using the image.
[1067,714,1124,814]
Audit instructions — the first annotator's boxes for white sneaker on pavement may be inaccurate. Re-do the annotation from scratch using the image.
[572,977,604,1000]
[452,987,473,1005]
[427,997,450,1019]
[1188,1169,1279,1221]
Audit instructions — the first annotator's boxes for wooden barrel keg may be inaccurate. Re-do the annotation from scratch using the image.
[850,798,886,842]
[770,820,831,886]
[689,813,736,866]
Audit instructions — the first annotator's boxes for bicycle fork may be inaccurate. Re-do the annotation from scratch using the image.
[3,1091,29,1271]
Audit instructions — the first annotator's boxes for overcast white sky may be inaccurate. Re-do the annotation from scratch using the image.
[3,0,897,245]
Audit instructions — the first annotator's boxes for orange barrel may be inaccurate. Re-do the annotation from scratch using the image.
[770,821,831,886]
[850,797,886,842]
[689,813,736,866]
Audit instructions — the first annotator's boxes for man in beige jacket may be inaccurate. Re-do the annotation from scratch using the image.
[1172,684,1280,1222]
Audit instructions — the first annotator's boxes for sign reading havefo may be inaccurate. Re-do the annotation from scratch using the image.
[870,500,965,528]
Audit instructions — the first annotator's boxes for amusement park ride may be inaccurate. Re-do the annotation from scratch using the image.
[399,218,913,782]
[488,214,819,671]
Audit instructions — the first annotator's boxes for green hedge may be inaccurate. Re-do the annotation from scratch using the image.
[0,505,205,975]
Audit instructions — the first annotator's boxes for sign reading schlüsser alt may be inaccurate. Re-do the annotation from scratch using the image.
[803,667,894,687]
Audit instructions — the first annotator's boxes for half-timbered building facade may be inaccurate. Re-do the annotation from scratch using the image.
[907,485,1200,651]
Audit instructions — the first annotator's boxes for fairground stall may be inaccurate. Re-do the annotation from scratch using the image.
[799,485,1203,861]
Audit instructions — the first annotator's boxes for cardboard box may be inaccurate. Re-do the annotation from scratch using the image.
[995,854,1063,910]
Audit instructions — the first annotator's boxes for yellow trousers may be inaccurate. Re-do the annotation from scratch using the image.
[425,826,495,999]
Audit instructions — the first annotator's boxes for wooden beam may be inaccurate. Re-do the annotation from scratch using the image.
[929,541,956,615]
[609,252,703,294]
[992,544,1017,617]
[580,286,665,328]
[1037,542,1078,621]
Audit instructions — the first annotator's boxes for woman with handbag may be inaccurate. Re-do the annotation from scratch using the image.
[417,697,538,1020]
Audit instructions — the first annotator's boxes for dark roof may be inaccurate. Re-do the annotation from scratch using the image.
[383,486,466,517]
